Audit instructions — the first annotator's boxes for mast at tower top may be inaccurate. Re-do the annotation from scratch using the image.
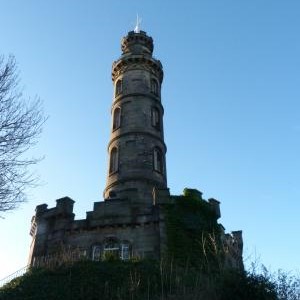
[134,14,142,33]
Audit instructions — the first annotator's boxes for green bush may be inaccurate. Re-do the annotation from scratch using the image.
[164,189,223,271]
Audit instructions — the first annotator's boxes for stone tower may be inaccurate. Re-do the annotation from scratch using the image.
[28,28,243,268]
[104,30,167,205]
[28,29,171,265]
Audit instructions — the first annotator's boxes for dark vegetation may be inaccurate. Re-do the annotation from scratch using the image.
[1,189,299,299]
[165,188,223,271]
[1,260,299,300]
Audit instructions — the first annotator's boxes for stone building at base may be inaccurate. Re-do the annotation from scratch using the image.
[28,29,243,270]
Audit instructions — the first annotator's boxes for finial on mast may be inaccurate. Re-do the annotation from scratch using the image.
[134,14,142,33]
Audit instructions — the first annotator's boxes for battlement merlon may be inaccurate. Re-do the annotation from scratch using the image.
[34,197,75,218]
[30,197,75,237]
[35,203,48,216]
[208,198,221,219]
[231,230,243,251]
[55,197,75,215]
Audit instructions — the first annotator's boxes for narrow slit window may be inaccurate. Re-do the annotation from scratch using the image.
[113,107,121,130]
[154,148,164,173]
[109,147,118,174]
[151,79,158,95]
[151,107,160,130]
[115,79,122,96]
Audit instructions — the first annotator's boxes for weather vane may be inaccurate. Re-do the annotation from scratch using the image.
[134,14,142,33]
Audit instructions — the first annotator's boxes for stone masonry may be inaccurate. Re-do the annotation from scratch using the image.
[28,29,243,269]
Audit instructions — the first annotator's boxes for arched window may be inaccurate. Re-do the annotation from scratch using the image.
[92,245,101,261]
[151,79,158,95]
[112,107,121,130]
[103,238,119,260]
[115,79,122,96]
[151,107,160,130]
[153,148,164,173]
[109,147,118,174]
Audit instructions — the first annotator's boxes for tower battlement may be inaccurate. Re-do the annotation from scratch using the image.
[121,30,154,55]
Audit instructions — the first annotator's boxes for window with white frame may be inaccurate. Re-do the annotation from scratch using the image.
[120,243,130,260]
[92,245,101,261]
[103,238,119,259]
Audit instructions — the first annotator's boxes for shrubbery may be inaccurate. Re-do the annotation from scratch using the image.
[164,188,223,271]
[1,260,299,300]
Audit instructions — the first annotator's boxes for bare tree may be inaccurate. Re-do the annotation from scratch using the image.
[0,55,45,213]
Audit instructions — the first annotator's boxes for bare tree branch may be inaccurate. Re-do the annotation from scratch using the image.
[0,55,45,213]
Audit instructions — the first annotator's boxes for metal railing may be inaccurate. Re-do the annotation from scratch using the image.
[0,265,29,288]
[0,249,87,288]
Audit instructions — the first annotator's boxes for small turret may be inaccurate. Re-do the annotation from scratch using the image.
[208,198,221,219]
[231,230,243,251]
[35,203,48,216]
[121,30,154,55]
[28,197,75,266]
[56,197,75,215]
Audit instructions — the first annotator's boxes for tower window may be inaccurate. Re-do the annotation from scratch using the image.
[151,79,158,95]
[115,79,122,96]
[109,147,118,174]
[112,107,121,130]
[151,107,160,130]
[153,148,164,173]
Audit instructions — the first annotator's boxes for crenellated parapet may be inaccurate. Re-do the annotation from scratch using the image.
[28,197,75,264]
[221,229,244,270]
[28,187,243,271]
[121,30,154,55]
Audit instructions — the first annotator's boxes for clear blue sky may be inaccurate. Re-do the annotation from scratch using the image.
[1,0,299,279]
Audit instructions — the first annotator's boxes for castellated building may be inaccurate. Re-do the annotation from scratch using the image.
[28,29,243,269]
